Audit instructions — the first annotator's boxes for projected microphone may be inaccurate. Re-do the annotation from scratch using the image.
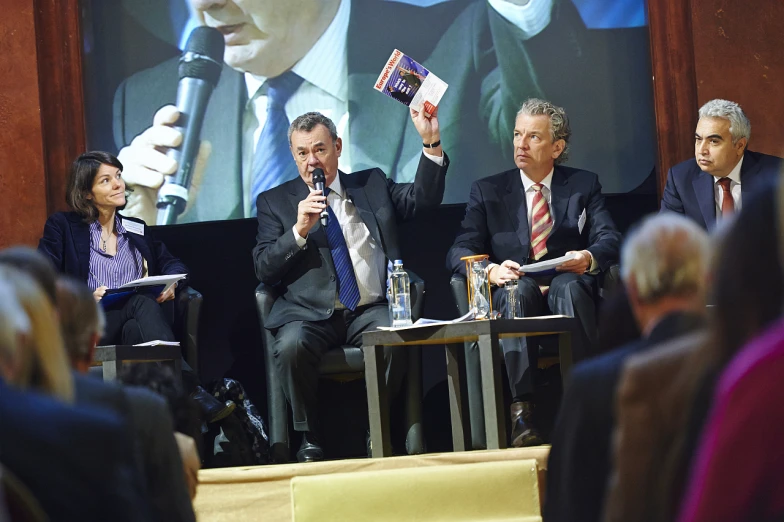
[311,168,329,228]
[156,26,225,225]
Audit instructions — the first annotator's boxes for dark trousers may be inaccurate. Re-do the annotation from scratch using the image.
[272,302,406,433]
[491,273,598,398]
[100,294,196,388]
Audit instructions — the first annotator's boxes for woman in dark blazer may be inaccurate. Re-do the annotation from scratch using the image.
[38,151,232,421]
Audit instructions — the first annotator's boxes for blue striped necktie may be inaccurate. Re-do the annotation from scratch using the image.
[250,71,304,214]
[323,188,361,311]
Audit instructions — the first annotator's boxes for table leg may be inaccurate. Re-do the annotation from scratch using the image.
[558,329,574,389]
[364,344,391,457]
[102,360,119,382]
[445,343,470,451]
[478,333,506,450]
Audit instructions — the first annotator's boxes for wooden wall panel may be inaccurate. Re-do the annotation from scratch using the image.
[691,0,784,158]
[0,0,48,248]
[0,0,84,249]
[646,0,699,198]
[35,0,87,215]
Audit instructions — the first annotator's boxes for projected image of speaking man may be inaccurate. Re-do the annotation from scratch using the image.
[113,0,655,224]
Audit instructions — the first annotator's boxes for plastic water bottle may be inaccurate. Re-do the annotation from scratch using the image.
[389,260,412,327]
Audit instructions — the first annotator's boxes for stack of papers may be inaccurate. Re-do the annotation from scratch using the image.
[377,310,475,331]
[519,253,576,274]
[117,274,187,294]
[133,340,181,347]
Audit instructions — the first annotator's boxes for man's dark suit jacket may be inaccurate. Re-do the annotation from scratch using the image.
[543,312,705,522]
[113,0,654,221]
[74,375,196,522]
[447,166,620,275]
[253,154,447,330]
[37,211,189,288]
[660,149,782,231]
[0,378,150,521]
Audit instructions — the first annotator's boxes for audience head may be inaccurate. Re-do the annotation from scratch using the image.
[514,98,570,178]
[0,246,58,305]
[288,111,343,189]
[695,99,750,178]
[711,181,782,364]
[65,151,126,222]
[620,213,711,333]
[0,265,73,402]
[56,276,105,373]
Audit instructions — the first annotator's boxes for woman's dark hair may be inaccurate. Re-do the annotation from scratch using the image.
[65,151,124,222]
[710,180,783,365]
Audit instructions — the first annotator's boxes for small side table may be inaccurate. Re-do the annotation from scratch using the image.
[93,345,182,385]
[362,316,578,457]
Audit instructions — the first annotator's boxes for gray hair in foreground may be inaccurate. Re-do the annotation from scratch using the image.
[698,99,751,145]
[621,213,711,303]
[288,112,339,145]
[55,276,105,364]
[517,98,571,165]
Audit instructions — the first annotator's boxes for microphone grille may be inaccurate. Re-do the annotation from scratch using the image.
[179,27,225,85]
[312,168,326,184]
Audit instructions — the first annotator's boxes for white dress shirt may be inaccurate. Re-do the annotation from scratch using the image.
[241,0,553,217]
[489,168,597,275]
[714,156,743,219]
[291,150,443,309]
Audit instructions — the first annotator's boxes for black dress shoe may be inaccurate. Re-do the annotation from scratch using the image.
[191,386,235,423]
[510,401,544,447]
[297,432,324,463]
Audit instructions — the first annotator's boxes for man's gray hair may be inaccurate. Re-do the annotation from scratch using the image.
[55,277,105,364]
[0,277,30,370]
[698,99,751,145]
[288,112,339,145]
[517,98,571,165]
[621,213,711,303]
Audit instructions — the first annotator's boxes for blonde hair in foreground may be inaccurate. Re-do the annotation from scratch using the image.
[0,266,74,402]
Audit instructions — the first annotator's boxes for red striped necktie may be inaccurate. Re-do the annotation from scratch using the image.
[530,183,553,261]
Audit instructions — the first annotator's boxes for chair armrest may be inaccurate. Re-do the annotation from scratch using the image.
[406,269,425,323]
[598,263,621,299]
[255,282,280,329]
[449,274,470,316]
[176,287,202,374]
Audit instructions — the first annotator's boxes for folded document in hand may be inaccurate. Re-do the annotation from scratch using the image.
[519,253,577,275]
[101,274,187,309]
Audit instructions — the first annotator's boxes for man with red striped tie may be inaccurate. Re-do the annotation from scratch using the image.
[448,98,620,446]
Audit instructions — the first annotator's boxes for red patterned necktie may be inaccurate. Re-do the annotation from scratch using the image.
[530,183,553,261]
[717,177,735,217]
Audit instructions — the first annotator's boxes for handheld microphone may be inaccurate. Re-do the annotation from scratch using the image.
[156,26,225,225]
[311,168,329,227]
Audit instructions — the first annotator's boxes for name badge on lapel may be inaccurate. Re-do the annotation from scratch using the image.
[122,218,145,236]
[578,208,587,234]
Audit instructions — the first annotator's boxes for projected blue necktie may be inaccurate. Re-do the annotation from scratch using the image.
[323,188,361,311]
[250,71,304,214]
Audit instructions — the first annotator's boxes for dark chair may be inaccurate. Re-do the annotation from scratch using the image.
[256,271,425,463]
[174,287,204,374]
[449,265,620,449]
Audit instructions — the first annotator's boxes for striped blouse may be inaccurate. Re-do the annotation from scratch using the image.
[87,217,145,290]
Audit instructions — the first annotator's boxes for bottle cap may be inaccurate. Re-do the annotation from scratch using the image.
[394,259,403,266]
